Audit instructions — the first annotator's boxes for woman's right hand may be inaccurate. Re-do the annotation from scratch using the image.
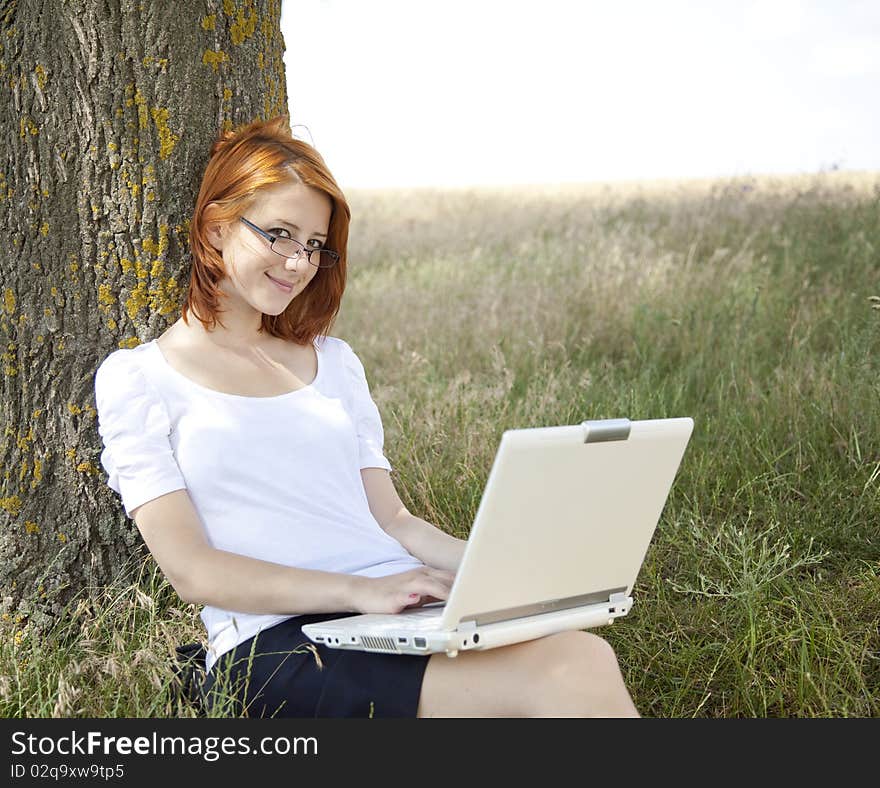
[351,567,456,614]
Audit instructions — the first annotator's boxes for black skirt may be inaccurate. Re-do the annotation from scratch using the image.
[200,612,432,718]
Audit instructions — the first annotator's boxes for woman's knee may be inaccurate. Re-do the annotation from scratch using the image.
[541,630,621,679]
[530,630,636,715]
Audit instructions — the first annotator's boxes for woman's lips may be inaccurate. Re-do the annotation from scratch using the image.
[266,273,294,292]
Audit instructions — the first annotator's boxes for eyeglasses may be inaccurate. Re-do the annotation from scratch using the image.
[239,217,340,268]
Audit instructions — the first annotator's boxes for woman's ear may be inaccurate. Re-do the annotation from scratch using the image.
[203,203,226,252]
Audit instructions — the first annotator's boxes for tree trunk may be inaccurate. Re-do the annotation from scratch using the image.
[0,0,288,631]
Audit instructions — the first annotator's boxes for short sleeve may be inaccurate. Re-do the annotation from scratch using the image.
[94,350,188,518]
[338,340,393,472]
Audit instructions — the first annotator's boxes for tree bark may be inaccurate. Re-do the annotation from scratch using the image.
[0,0,288,630]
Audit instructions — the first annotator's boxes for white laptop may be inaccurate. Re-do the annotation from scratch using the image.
[302,416,694,658]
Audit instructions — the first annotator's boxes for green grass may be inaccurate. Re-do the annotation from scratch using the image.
[3,171,878,717]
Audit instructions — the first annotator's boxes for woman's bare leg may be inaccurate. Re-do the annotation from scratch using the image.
[416,630,639,718]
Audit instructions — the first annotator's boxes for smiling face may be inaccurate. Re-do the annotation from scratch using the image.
[205,179,333,328]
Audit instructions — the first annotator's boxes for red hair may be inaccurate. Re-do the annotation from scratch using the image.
[182,114,350,345]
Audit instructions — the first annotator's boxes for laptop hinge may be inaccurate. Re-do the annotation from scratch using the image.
[459,588,628,627]
[609,592,629,605]
[582,418,631,443]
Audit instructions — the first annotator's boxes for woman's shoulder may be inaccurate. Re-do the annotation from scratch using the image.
[95,342,153,382]
[93,343,167,429]
[319,334,360,363]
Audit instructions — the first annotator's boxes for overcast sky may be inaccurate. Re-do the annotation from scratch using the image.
[281,0,880,189]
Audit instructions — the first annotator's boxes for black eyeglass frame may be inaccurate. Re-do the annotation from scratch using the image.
[239,217,340,268]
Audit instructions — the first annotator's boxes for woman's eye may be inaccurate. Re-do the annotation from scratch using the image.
[270,228,291,238]
[307,239,324,249]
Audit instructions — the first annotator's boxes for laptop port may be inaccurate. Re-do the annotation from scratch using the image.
[398,637,408,644]
[413,637,427,649]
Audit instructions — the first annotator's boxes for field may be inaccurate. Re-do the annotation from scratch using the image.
[3,171,878,717]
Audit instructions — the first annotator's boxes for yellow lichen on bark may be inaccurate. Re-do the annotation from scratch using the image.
[124,281,150,320]
[97,284,116,312]
[135,258,149,280]
[0,496,23,516]
[19,116,38,137]
[142,163,157,189]
[203,49,229,71]
[133,90,149,129]
[228,0,258,45]
[151,276,184,316]
[0,342,18,374]
[16,428,33,451]
[150,106,179,160]
[141,225,170,259]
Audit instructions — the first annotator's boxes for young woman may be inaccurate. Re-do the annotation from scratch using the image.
[94,115,640,718]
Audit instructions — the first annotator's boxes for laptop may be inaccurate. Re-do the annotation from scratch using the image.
[302,416,694,658]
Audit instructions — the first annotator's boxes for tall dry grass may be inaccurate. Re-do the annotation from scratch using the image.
[3,171,877,717]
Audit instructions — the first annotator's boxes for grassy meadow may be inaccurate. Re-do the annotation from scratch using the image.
[2,171,878,717]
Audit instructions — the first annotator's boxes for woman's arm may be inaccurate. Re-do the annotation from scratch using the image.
[384,511,467,573]
[361,468,467,572]
[131,488,451,615]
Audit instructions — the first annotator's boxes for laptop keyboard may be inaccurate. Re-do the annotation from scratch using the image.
[395,607,443,622]
[398,606,444,619]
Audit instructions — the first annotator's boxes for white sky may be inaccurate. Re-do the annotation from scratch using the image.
[281,0,880,189]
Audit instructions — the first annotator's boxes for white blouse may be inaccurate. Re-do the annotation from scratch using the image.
[94,334,423,672]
